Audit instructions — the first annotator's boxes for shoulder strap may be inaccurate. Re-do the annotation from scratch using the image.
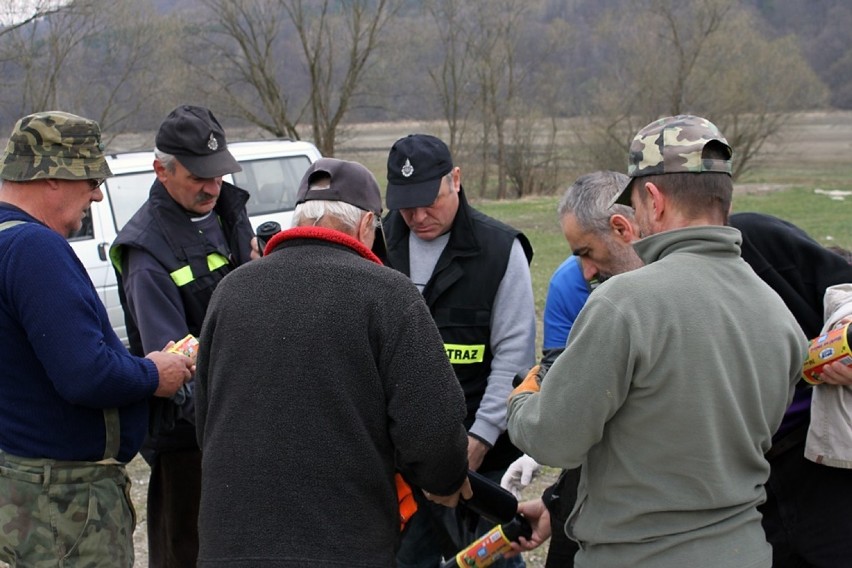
[0,220,25,232]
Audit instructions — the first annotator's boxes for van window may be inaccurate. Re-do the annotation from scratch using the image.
[233,155,311,216]
[105,172,156,232]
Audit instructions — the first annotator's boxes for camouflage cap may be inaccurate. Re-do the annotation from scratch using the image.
[611,114,732,206]
[0,111,112,182]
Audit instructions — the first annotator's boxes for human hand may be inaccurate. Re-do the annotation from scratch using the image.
[501,454,541,499]
[818,360,852,385]
[147,347,193,398]
[510,364,542,399]
[250,236,261,260]
[423,476,473,508]
[467,436,490,472]
[506,499,552,556]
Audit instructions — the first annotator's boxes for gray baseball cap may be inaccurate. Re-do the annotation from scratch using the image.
[296,158,382,214]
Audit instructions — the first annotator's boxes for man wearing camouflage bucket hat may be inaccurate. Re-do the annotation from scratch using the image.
[0,111,194,567]
[508,115,807,567]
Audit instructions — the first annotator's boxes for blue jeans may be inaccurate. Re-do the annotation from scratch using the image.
[396,470,526,568]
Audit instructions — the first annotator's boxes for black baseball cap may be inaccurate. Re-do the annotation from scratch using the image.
[296,158,382,214]
[386,134,453,209]
[155,105,242,179]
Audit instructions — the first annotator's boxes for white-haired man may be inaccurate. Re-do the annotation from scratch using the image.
[195,158,471,566]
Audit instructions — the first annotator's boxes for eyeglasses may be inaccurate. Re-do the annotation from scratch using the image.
[86,178,105,190]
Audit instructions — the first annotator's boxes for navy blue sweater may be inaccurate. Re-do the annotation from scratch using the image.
[0,205,158,462]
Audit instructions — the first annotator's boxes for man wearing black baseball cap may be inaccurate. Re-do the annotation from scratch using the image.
[194,157,471,565]
[383,134,536,568]
[110,104,256,568]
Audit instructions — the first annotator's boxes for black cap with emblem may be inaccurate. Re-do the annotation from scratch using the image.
[155,105,242,179]
[385,134,453,210]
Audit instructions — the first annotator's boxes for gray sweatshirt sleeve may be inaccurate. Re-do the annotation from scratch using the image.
[469,239,537,446]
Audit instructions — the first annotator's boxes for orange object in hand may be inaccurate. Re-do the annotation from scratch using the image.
[396,473,418,531]
[167,334,199,364]
[510,364,541,399]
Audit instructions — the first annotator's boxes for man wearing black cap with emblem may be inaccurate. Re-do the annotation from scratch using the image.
[111,104,256,568]
[383,134,536,568]
[193,157,470,565]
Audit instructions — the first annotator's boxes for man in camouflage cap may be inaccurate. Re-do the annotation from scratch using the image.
[508,114,807,567]
[0,111,194,567]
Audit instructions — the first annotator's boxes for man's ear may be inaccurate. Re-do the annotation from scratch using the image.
[609,214,636,243]
[153,160,169,183]
[644,181,665,222]
[358,211,375,244]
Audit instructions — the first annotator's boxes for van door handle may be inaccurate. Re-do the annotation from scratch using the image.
[98,242,109,262]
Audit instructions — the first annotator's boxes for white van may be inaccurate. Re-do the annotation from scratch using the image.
[68,139,322,345]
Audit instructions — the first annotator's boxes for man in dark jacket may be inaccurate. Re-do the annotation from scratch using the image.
[383,134,536,567]
[110,105,256,568]
[731,211,852,567]
[195,158,470,566]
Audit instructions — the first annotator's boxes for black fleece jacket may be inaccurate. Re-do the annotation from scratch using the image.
[195,226,469,567]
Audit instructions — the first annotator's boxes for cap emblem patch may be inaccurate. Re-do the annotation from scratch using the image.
[207,133,218,151]
[401,158,414,178]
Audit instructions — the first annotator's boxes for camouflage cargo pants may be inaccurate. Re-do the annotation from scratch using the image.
[0,451,135,567]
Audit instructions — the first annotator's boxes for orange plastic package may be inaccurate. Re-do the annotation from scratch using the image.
[167,334,200,364]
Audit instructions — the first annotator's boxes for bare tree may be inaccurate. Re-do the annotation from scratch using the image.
[0,0,182,141]
[583,0,829,178]
[200,0,302,140]
[424,0,476,154]
[201,0,399,156]
[464,0,530,199]
[0,1,101,114]
[282,0,399,156]
[0,0,65,39]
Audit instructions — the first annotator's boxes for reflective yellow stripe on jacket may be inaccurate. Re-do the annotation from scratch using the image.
[170,253,230,287]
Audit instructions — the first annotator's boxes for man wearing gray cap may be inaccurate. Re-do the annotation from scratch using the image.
[194,157,470,565]
[110,104,256,567]
[0,111,193,567]
[508,115,808,567]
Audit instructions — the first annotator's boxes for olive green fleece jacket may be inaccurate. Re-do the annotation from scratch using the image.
[508,226,807,568]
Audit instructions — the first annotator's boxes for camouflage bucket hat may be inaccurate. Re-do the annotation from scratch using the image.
[0,111,112,182]
[612,114,732,206]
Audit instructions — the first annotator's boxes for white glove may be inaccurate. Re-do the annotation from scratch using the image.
[500,454,541,499]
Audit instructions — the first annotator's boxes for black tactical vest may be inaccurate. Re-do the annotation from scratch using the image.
[384,189,533,472]
[111,180,254,357]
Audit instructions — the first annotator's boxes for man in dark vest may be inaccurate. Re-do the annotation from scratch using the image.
[383,134,536,568]
[110,105,256,568]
